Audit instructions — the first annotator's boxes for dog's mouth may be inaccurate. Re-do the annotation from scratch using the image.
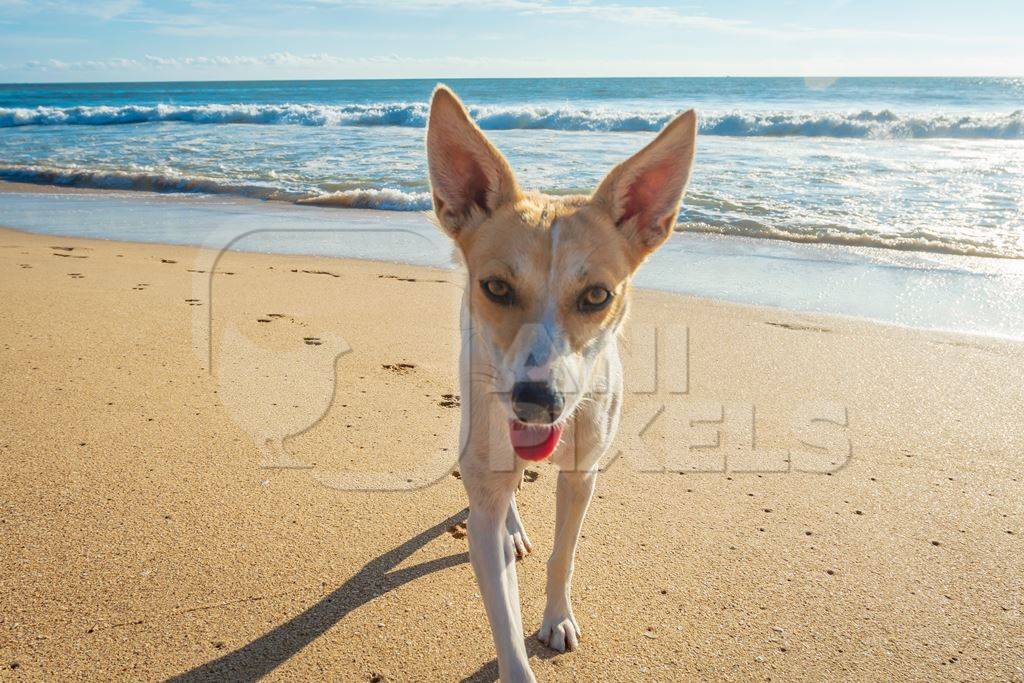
[509,419,563,461]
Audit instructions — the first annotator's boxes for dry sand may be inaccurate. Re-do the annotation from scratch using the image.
[1,225,1022,681]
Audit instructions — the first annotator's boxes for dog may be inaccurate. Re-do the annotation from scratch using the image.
[426,85,696,682]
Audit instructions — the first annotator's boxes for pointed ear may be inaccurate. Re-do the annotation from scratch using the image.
[591,109,697,264]
[426,85,519,239]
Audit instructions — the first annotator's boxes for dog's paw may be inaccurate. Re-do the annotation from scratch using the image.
[505,509,532,560]
[507,526,532,560]
[537,612,580,652]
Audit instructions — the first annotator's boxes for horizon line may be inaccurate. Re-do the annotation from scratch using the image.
[2,74,1021,87]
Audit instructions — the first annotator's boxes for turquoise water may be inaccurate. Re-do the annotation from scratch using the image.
[1,77,1023,258]
[1,77,1023,337]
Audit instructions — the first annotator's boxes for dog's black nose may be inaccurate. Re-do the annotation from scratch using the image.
[511,381,564,424]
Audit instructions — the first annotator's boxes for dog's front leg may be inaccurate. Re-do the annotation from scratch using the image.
[465,475,535,682]
[538,469,597,652]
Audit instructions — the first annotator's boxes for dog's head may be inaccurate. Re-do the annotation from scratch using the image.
[427,85,696,431]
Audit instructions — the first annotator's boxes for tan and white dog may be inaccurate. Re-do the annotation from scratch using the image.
[426,85,696,681]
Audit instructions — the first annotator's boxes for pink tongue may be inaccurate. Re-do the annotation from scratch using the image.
[509,420,563,461]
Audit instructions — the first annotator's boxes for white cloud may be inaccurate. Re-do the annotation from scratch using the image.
[22,57,142,72]
[13,51,496,73]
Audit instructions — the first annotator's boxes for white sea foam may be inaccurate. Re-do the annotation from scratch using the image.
[0,165,299,201]
[682,219,1021,260]
[0,164,431,211]
[2,103,1023,138]
[297,187,432,211]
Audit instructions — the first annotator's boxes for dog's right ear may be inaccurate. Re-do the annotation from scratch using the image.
[591,109,697,267]
[426,85,519,239]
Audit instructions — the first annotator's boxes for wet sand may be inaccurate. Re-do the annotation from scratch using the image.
[1,225,1022,681]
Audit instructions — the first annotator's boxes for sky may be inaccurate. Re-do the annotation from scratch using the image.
[1,0,1023,83]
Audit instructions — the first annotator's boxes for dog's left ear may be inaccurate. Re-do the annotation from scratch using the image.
[426,85,519,240]
[591,109,697,265]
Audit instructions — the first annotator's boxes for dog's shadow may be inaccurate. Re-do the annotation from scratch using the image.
[169,507,562,682]
[168,509,470,682]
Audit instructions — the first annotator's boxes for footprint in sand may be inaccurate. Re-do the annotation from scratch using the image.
[765,321,831,333]
[447,521,468,539]
[256,314,293,324]
[290,268,340,278]
[378,273,448,284]
[160,258,177,264]
[438,393,460,408]
[132,283,150,291]
[382,363,416,374]
[523,469,539,483]
[19,264,32,269]
[185,298,203,306]
[68,273,84,279]
[256,313,308,328]
[303,337,322,346]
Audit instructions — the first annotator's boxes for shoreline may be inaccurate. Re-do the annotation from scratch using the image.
[0,221,1018,346]
[3,180,1024,340]
[2,225,1022,680]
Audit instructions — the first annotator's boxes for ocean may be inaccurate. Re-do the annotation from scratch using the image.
[1,77,1023,336]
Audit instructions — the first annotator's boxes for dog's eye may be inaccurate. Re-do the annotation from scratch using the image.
[578,286,612,312]
[481,278,514,305]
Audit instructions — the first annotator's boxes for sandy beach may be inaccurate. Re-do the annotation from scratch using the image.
[1,224,1022,681]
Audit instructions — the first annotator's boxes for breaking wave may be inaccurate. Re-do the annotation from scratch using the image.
[0,165,302,201]
[296,187,431,211]
[0,164,432,211]
[2,103,1023,138]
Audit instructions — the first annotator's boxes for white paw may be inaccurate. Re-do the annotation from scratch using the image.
[508,528,532,560]
[506,513,532,560]
[537,612,580,652]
